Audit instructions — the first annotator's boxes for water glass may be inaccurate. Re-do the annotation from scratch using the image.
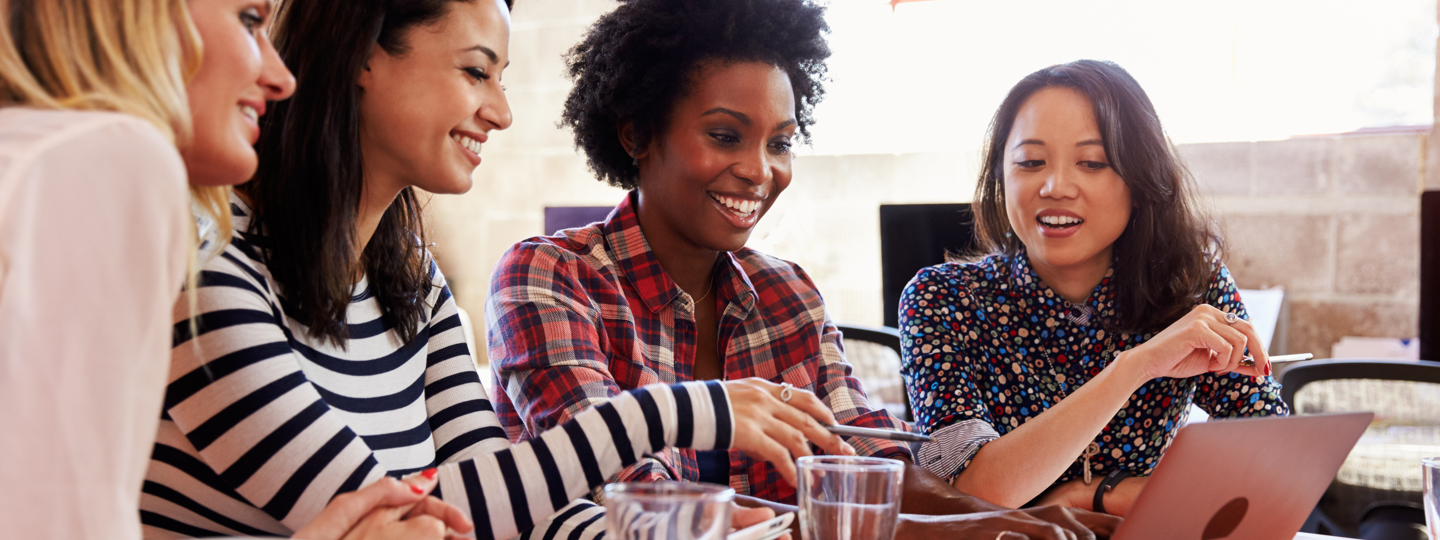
[796,456,905,540]
[1425,457,1439,540]
[603,481,735,540]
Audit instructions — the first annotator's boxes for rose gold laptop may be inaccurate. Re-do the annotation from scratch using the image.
[1113,412,1373,540]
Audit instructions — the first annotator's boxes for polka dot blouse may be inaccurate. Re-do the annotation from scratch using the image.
[899,251,1289,486]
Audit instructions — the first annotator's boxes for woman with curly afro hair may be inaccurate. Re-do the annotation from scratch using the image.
[487,0,1120,538]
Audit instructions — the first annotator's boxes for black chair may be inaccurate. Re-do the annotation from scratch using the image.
[835,323,911,422]
[1282,359,1440,539]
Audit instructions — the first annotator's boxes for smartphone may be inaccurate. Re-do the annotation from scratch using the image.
[727,512,794,540]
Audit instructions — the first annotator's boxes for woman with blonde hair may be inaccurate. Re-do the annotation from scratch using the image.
[0,1,472,539]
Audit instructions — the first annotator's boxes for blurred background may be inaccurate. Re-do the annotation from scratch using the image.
[426,0,1439,366]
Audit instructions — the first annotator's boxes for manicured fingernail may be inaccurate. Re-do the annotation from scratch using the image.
[421,467,438,480]
[410,484,425,494]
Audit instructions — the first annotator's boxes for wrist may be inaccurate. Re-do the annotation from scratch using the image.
[1107,349,1152,390]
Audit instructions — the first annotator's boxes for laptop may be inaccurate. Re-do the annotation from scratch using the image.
[1113,412,1373,540]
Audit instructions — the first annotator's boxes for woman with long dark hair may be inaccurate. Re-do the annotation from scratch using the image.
[140,0,849,538]
[899,59,1288,516]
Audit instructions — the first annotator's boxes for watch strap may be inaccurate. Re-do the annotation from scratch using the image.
[1092,469,1131,515]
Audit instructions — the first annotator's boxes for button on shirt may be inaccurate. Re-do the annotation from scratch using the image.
[899,251,1288,484]
[489,194,910,505]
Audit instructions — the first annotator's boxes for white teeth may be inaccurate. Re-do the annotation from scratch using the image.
[1039,215,1083,226]
[451,133,482,155]
[710,194,760,216]
[239,105,258,123]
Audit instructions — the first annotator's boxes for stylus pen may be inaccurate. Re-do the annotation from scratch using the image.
[1239,353,1313,368]
[826,424,933,443]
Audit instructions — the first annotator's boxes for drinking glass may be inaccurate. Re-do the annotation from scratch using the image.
[603,481,735,540]
[1425,457,1439,540]
[796,456,904,540]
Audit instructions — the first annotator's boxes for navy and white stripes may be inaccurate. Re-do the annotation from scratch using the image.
[140,198,733,540]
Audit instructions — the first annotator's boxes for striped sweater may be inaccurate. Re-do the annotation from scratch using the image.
[140,199,733,540]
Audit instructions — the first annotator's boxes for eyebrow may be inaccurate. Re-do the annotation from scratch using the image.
[702,108,797,130]
[1012,138,1105,149]
[461,45,508,67]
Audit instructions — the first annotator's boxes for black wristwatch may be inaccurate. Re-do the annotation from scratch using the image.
[1092,469,1131,515]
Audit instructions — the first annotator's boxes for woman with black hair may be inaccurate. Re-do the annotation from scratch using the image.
[488,1,1118,538]
[900,60,1289,516]
[138,0,848,538]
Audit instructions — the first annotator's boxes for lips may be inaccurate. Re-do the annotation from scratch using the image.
[1035,209,1083,239]
[708,192,764,229]
[450,130,485,167]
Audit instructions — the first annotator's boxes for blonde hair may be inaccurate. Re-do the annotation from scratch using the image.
[2,0,233,321]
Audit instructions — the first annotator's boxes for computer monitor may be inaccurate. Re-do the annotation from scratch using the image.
[1421,191,1439,361]
[878,203,977,328]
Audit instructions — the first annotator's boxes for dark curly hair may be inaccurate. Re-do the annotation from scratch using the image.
[561,0,830,190]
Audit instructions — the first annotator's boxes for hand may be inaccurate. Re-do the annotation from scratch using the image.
[731,504,791,540]
[1120,305,1269,386]
[724,378,857,486]
[895,508,1105,540]
[293,471,474,540]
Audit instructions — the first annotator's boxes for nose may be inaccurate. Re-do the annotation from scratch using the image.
[479,87,513,131]
[257,34,295,101]
[731,143,774,186]
[1038,163,1079,199]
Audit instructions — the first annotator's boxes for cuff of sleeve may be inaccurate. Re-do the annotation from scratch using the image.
[845,410,915,462]
[667,381,733,450]
[916,418,1000,482]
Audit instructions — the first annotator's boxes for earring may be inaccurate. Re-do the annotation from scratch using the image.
[1005,230,1013,238]
[632,157,639,166]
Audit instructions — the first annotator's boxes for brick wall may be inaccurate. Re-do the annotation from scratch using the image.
[428,0,1430,364]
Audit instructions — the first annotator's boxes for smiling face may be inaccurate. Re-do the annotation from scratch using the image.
[1003,86,1132,274]
[356,0,512,198]
[183,0,295,186]
[632,61,797,253]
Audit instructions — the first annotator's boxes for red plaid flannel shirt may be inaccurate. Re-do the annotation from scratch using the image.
[488,194,910,504]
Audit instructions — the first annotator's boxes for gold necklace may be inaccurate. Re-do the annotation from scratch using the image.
[692,276,715,304]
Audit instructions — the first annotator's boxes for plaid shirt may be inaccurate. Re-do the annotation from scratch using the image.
[488,194,910,504]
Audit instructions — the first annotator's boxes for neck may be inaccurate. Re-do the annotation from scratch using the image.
[354,172,404,282]
[1027,247,1112,304]
[633,191,719,297]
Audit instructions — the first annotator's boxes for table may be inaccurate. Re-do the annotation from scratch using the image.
[1294,533,1347,539]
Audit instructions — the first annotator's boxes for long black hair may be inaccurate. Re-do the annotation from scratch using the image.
[970,59,1224,334]
[249,0,503,346]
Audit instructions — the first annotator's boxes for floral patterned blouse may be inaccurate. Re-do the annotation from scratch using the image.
[899,250,1289,487]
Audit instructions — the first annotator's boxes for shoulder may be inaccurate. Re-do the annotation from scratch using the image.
[494,226,606,282]
[0,108,178,169]
[906,256,1008,299]
[0,109,183,192]
[733,247,820,295]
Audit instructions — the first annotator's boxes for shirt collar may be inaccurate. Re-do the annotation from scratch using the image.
[1006,248,1118,326]
[600,193,758,315]
[601,193,681,313]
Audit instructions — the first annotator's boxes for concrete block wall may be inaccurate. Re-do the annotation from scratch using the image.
[428,0,1430,364]
[1181,133,1425,357]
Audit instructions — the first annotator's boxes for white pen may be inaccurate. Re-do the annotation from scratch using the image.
[1239,353,1313,368]
[826,424,933,443]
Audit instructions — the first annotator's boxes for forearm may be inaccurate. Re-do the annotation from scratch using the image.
[899,462,1007,515]
[953,357,1145,507]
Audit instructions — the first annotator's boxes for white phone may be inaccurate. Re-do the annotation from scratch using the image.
[726,512,794,540]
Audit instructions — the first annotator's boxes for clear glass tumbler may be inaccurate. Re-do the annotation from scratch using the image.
[796,456,905,540]
[603,481,735,540]
[1425,457,1439,540]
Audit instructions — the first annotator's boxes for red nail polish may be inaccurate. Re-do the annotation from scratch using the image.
[410,484,425,495]
[422,467,438,480]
